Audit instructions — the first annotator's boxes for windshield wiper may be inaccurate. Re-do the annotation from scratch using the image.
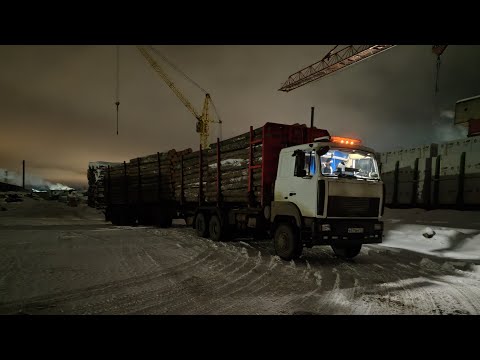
[337,173,357,179]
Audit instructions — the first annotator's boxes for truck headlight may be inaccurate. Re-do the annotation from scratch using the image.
[321,224,331,232]
[374,223,382,231]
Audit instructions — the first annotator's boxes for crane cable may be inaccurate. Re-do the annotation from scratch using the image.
[147,45,223,126]
[435,55,441,95]
[115,45,120,135]
[148,45,208,93]
[321,45,339,61]
[210,99,223,140]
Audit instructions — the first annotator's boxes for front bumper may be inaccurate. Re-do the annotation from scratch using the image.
[309,219,383,246]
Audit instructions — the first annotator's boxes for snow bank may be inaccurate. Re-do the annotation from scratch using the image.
[384,208,480,229]
[382,208,480,261]
[0,168,74,191]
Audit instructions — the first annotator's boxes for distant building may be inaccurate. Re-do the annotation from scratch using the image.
[0,181,26,192]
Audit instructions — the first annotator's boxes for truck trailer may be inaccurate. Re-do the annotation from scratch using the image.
[104,122,384,260]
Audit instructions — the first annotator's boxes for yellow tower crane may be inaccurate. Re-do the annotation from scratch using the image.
[135,45,222,149]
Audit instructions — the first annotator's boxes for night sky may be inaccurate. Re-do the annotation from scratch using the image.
[1,45,480,188]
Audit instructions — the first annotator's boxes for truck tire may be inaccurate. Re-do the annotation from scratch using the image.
[195,212,209,238]
[331,245,362,259]
[274,223,302,260]
[208,214,224,242]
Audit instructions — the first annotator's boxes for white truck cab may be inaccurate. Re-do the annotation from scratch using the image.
[271,135,385,260]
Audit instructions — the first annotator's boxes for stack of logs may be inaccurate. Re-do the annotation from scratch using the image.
[104,126,265,205]
[87,166,96,207]
[87,164,109,209]
[107,163,126,205]
[128,150,176,204]
[173,127,263,204]
[174,149,208,203]
[107,149,193,205]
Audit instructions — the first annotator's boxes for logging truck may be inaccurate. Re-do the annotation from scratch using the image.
[104,122,384,260]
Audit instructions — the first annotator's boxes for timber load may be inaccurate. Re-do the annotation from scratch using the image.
[103,122,329,210]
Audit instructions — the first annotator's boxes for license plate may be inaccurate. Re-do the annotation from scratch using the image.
[348,228,364,233]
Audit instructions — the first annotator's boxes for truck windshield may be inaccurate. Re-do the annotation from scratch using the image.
[320,148,380,180]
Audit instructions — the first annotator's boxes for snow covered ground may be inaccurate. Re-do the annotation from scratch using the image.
[382,208,480,261]
[1,195,480,315]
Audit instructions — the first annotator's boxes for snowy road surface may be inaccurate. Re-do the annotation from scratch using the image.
[1,196,480,315]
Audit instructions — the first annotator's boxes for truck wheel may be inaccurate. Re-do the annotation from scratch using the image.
[331,245,362,259]
[195,212,209,238]
[274,223,302,261]
[208,215,224,242]
[185,216,194,227]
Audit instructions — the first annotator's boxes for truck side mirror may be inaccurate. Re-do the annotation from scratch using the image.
[293,150,306,177]
[317,146,329,157]
[296,169,307,177]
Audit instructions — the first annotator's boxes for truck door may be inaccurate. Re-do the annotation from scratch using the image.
[275,149,318,218]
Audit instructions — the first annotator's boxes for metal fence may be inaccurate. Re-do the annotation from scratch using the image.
[378,137,480,209]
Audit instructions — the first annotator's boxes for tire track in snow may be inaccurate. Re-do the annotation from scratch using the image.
[211,256,311,314]
[4,220,480,315]
[84,238,248,314]
[0,249,216,314]
[233,258,323,314]
[110,252,254,315]
[83,253,231,315]
[159,255,265,314]
[304,247,427,314]
[431,276,480,314]
[353,253,436,314]
[406,258,480,314]
[110,255,248,314]
[351,252,475,314]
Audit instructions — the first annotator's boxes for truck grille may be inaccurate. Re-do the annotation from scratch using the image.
[327,196,380,217]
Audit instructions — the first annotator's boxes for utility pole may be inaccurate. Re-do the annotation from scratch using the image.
[310,107,315,142]
[22,160,25,189]
[310,107,315,128]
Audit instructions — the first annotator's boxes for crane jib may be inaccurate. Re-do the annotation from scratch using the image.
[135,45,221,149]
